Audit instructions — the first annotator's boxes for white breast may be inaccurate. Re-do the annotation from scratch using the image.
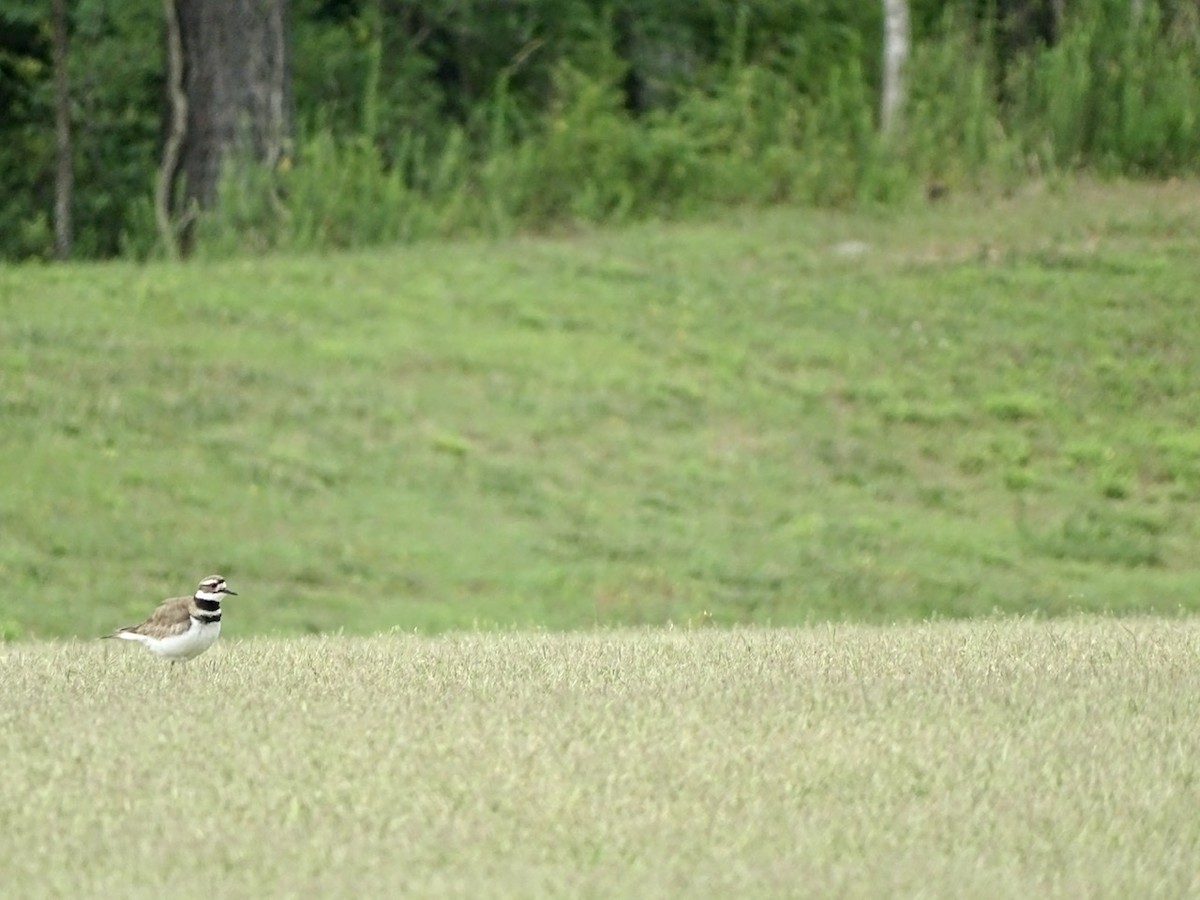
[122,617,222,660]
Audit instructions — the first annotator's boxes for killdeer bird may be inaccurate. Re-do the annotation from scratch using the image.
[105,575,237,662]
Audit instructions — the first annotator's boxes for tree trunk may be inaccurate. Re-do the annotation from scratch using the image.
[172,0,292,250]
[880,0,910,139]
[51,0,73,260]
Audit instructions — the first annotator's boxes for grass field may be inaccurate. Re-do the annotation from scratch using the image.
[2,180,1200,636]
[2,620,1199,897]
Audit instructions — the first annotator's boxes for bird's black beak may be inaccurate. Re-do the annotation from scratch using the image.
[223,587,238,596]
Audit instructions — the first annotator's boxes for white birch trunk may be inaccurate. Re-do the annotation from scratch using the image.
[880,0,910,138]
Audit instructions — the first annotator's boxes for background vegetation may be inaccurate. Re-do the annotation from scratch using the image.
[2,0,1199,260]
[4,620,1199,896]
[2,182,1198,639]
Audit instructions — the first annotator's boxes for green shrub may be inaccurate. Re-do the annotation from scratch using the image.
[139,0,1200,259]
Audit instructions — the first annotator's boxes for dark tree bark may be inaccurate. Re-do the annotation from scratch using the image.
[171,0,292,250]
[51,0,73,260]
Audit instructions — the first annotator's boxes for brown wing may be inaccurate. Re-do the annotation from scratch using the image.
[116,595,194,639]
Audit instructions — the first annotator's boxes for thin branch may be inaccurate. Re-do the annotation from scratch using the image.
[156,0,188,259]
[52,0,73,260]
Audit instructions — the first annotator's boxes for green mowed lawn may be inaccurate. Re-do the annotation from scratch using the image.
[3,621,1198,897]
[2,180,1200,636]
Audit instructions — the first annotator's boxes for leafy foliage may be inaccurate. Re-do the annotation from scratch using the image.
[1,0,1199,259]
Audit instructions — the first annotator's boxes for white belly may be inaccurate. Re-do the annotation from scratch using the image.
[122,617,222,660]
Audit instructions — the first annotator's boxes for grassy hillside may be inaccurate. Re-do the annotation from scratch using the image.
[3,622,1199,896]
[2,181,1199,637]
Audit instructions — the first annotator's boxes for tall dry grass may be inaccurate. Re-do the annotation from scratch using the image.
[2,620,1198,897]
